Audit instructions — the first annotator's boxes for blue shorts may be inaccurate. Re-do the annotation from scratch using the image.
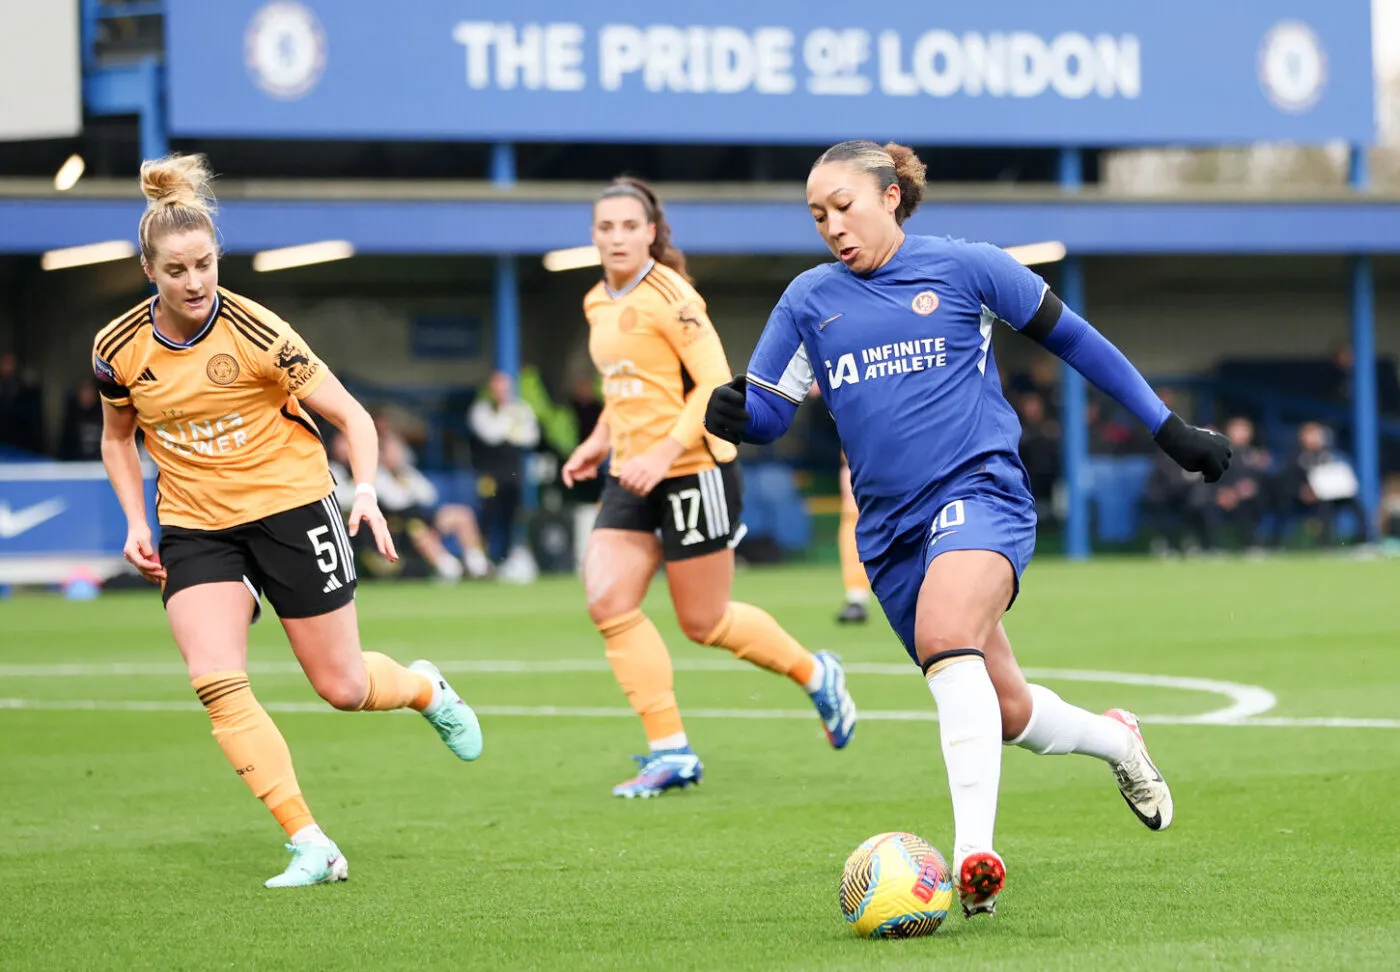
[864,476,1037,664]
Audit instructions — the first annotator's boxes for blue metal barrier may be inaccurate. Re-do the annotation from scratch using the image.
[1056,147,1091,559]
[1059,259,1091,561]
[82,1,169,159]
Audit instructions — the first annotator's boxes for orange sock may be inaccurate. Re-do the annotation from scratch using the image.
[598,609,686,745]
[359,651,435,712]
[704,602,816,687]
[193,671,314,839]
[839,508,869,603]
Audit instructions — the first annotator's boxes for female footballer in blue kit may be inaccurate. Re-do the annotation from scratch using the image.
[704,141,1231,918]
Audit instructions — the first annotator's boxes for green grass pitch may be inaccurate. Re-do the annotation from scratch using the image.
[2,556,1399,970]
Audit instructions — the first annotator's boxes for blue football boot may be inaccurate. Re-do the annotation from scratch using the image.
[611,747,704,799]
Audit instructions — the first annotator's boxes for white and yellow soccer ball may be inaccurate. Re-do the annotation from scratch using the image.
[840,832,954,938]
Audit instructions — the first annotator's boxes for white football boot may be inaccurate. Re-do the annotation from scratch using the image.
[1105,709,1174,831]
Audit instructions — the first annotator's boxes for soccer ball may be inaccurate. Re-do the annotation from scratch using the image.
[840,832,954,938]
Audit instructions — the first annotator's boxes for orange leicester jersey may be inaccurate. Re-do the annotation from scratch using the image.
[92,288,333,531]
[583,262,737,478]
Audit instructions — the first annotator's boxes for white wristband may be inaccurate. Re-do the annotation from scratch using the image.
[354,483,377,502]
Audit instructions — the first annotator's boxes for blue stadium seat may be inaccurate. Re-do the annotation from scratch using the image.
[1085,456,1155,543]
[740,462,812,552]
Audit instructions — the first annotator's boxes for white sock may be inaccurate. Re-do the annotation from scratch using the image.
[925,655,1002,860]
[463,547,491,578]
[649,732,688,752]
[434,552,464,580]
[290,824,327,846]
[1008,684,1133,764]
[803,655,826,694]
[845,588,870,606]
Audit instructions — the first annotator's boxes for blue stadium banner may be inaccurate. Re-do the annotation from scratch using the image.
[0,463,159,558]
[166,1,1374,145]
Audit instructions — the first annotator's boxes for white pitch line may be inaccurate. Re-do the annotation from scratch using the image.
[0,659,1278,726]
[1,698,1397,729]
[1016,667,1279,724]
[0,660,724,677]
[1237,716,1400,729]
[0,659,807,677]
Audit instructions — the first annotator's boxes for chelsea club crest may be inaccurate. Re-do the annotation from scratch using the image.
[245,2,327,101]
[1258,21,1326,114]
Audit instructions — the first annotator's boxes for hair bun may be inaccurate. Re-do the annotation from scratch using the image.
[140,153,216,211]
[137,153,219,261]
[883,143,926,224]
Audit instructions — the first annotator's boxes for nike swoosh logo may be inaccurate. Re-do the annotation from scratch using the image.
[819,314,842,330]
[1119,793,1164,830]
[0,499,68,539]
[929,529,958,548]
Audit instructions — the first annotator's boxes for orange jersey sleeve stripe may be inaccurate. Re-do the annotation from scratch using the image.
[221,296,281,349]
[93,299,153,407]
[649,267,732,452]
[96,303,153,362]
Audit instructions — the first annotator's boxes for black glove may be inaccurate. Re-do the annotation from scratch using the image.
[704,376,749,444]
[1154,412,1232,484]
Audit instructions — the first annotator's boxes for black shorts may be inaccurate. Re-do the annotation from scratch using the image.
[159,495,357,621]
[594,462,745,561]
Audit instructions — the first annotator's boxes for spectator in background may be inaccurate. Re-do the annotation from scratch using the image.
[1279,421,1366,547]
[1009,355,1060,419]
[1016,392,1060,515]
[566,377,605,502]
[562,376,607,570]
[58,379,105,461]
[1141,452,1218,556]
[469,370,540,562]
[1212,416,1274,549]
[1381,474,1400,540]
[1090,390,1158,456]
[0,352,46,455]
[568,377,604,443]
[0,353,20,447]
[1325,341,1354,406]
[332,431,492,580]
[1087,397,1137,454]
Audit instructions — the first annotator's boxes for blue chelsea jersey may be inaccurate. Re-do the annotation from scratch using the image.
[747,235,1049,561]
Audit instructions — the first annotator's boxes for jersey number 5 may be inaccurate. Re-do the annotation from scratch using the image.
[306,525,339,574]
